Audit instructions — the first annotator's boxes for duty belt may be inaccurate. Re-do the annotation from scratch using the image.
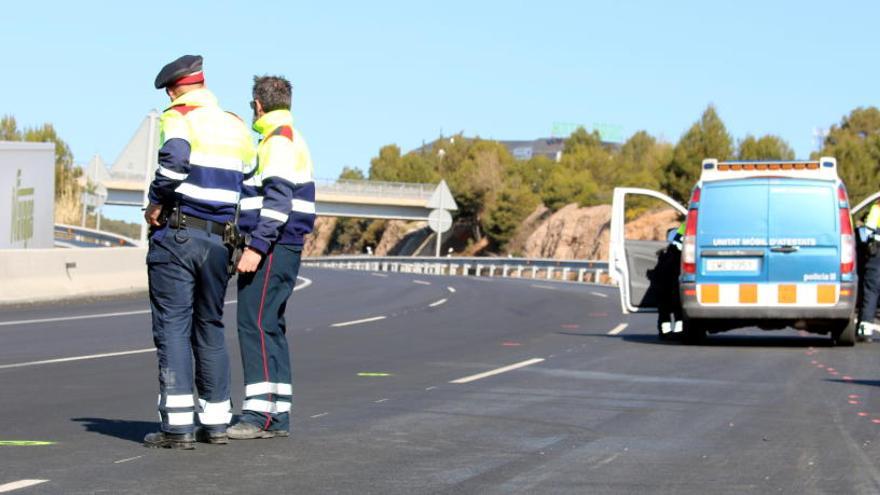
[168,210,225,236]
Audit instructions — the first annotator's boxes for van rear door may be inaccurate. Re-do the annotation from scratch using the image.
[697,180,770,287]
[766,179,839,288]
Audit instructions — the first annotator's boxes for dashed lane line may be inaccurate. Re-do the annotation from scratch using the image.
[530,284,558,290]
[114,456,143,464]
[590,291,608,298]
[330,316,387,328]
[0,480,49,493]
[310,412,329,419]
[374,398,389,403]
[447,287,456,293]
[429,299,448,308]
[450,358,546,384]
[370,273,389,278]
[0,348,156,370]
[0,277,311,328]
[607,323,628,336]
[413,280,431,286]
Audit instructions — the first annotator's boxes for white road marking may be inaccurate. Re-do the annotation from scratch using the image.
[370,273,389,278]
[607,323,628,336]
[425,386,437,391]
[590,291,608,298]
[374,398,389,403]
[450,358,546,384]
[0,480,49,493]
[0,348,156,370]
[0,277,312,328]
[0,309,152,327]
[294,276,312,291]
[429,299,448,308]
[114,455,143,464]
[413,280,431,286]
[530,284,558,290]
[310,412,329,419]
[330,316,387,328]
[447,287,456,293]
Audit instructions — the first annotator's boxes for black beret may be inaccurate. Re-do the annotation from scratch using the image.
[154,55,204,89]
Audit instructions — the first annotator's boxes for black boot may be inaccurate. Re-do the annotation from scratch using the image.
[143,431,195,450]
[196,428,229,444]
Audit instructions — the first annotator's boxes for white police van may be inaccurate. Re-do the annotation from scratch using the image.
[609,157,868,345]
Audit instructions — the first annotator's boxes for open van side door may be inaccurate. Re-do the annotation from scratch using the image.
[609,187,687,314]
[853,191,880,219]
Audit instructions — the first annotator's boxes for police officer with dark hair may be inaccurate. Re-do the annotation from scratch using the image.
[143,55,255,449]
[227,75,316,439]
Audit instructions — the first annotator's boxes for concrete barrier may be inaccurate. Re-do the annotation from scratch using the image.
[0,247,147,305]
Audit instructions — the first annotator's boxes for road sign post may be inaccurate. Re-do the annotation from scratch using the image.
[426,180,457,257]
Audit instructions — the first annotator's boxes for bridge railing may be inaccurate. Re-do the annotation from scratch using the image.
[315,179,435,200]
[54,224,140,248]
[302,255,611,284]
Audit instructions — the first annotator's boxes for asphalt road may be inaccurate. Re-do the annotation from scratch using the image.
[1,268,880,494]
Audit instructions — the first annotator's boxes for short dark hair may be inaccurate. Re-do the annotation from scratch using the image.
[252,75,292,112]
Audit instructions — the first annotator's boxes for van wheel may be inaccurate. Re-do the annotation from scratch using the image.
[682,319,706,345]
[832,316,857,347]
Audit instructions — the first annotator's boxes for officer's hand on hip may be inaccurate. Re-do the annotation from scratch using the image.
[237,247,263,273]
[144,203,164,227]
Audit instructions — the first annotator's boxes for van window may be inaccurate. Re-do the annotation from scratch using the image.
[768,181,836,240]
[699,181,768,239]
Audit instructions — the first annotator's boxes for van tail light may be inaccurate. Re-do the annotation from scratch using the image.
[682,209,698,274]
[839,186,854,274]
[840,207,855,274]
[689,186,701,206]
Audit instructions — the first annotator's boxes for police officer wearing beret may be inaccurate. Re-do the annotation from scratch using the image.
[143,55,255,449]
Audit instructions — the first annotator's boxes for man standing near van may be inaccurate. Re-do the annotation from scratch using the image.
[227,75,316,439]
[655,223,685,336]
[858,202,880,341]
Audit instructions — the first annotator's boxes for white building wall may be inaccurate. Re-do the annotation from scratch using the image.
[0,141,55,249]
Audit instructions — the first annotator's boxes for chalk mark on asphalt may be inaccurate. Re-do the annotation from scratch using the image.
[0,277,312,328]
[0,480,48,493]
[607,323,628,335]
[331,316,387,328]
[450,358,546,384]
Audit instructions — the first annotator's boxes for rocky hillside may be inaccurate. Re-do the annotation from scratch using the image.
[306,203,679,262]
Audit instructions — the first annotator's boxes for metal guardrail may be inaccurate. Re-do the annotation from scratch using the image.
[54,224,140,248]
[315,179,435,200]
[302,255,611,284]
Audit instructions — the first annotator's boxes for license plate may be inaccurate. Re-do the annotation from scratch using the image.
[706,258,759,272]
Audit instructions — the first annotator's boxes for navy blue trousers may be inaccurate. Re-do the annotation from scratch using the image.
[236,244,301,431]
[147,228,232,434]
[860,253,880,323]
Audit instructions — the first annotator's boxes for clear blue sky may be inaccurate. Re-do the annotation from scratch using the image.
[2,1,878,221]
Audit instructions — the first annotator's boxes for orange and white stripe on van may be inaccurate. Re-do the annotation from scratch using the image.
[696,283,839,306]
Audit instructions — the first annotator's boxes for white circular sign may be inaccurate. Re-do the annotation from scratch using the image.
[428,209,453,233]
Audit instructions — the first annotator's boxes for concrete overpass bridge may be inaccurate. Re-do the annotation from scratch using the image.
[82,112,457,244]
